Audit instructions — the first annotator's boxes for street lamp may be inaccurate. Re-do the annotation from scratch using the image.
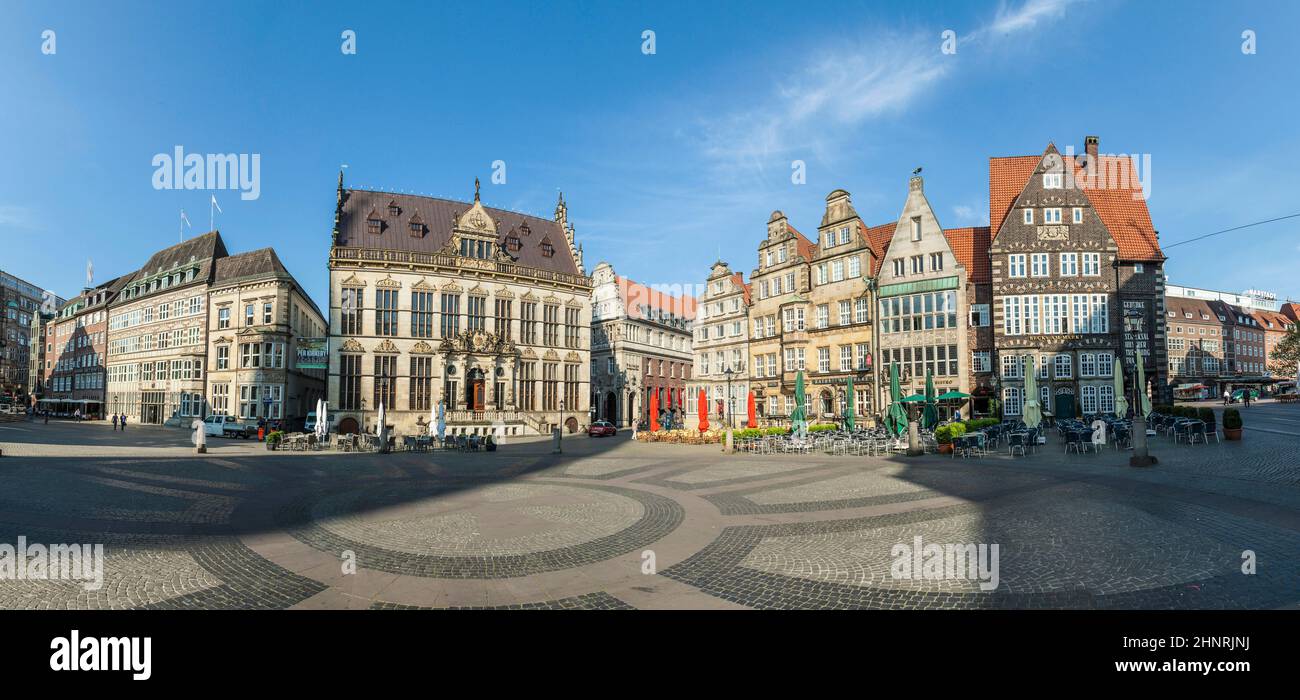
[723,366,735,429]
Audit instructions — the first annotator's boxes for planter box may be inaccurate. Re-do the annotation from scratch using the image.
[938,443,954,454]
[1224,428,1242,441]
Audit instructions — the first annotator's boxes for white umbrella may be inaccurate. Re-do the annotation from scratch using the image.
[1022,356,1042,429]
[1113,358,1129,418]
[428,400,436,438]
[318,398,328,439]
[436,400,446,443]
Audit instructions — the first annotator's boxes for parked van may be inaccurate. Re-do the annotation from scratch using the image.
[204,415,255,439]
[304,412,333,433]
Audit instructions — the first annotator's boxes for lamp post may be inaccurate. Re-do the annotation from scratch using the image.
[724,366,735,429]
[360,398,367,435]
[556,399,566,454]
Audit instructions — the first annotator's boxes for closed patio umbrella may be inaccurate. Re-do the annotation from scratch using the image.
[1112,358,1129,418]
[436,400,446,442]
[923,369,938,429]
[886,363,908,437]
[746,391,757,429]
[1022,356,1042,429]
[1136,352,1152,418]
[791,371,808,438]
[844,377,855,431]
[649,391,660,432]
[697,389,709,432]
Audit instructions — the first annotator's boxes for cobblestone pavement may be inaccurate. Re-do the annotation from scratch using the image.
[2,407,1298,610]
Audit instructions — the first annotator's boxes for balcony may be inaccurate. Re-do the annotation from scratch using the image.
[446,409,525,424]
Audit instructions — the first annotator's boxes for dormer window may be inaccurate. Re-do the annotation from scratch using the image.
[388,201,400,217]
[540,239,555,257]
[366,208,383,234]
[409,213,424,237]
[505,235,522,252]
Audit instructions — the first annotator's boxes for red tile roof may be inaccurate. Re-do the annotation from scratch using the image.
[859,221,896,276]
[943,226,993,284]
[788,224,817,261]
[730,272,752,306]
[617,276,697,321]
[988,155,1039,236]
[1281,302,1300,323]
[989,146,1163,262]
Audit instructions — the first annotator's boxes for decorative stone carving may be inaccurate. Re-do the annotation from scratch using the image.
[340,338,365,353]
[376,275,401,289]
[374,339,400,354]
[411,341,435,354]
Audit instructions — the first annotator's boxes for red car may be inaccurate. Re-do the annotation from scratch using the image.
[588,420,618,437]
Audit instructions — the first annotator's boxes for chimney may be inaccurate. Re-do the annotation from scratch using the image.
[1085,135,1099,160]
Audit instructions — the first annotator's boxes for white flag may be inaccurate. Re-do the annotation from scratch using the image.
[86,259,93,287]
[180,209,192,228]
[211,194,222,214]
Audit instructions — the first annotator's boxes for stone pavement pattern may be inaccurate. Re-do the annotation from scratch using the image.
[2,404,1298,610]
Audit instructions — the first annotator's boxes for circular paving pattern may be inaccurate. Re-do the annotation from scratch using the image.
[312,482,646,556]
[278,480,684,579]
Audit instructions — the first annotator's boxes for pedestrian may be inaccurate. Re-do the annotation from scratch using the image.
[112,413,119,431]
[1222,389,1230,406]
[120,414,127,431]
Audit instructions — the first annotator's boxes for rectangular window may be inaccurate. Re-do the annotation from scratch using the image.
[410,356,432,411]
[817,347,830,373]
[467,296,487,332]
[1044,208,1062,224]
[218,308,230,329]
[1059,253,1078,276]
[929,253,944,271]
[543,304,559,346]
[565,307,581,348]
[341,288,363,335]
[263,303,273,325]
[411,291,435,338]
[542,363,558,411]
[243,304,253,326]
[440,293,461,338]
[831,260,844,282]
[816,305,829,329]
[972,351,991,373]
[1082,253,1101,276]
[339,355,362,410]
[1031,253,1050,277]
[495,298,513,340]
[1073,207,1083,224]
[373,355,396,410]
[217,345,229,370]
[1008,254,1026,278]
[375,289,398,336]
[1023,209,1033,225]
[1043,173,1063,189]
[521,302,537,345]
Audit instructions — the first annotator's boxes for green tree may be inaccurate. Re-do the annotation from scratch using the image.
[1269,324,1300,376]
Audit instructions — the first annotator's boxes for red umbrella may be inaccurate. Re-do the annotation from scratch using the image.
[746,391,757,428]
[697,389,710,432]
[649,390,660,432]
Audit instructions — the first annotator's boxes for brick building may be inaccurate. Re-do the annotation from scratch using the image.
[42,275,128,418]
[988,136,1167,419]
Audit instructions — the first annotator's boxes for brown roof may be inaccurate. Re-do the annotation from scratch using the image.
[118,231,228,296]
[1252,309,1294,332]
[1165,296,1219,323]
[213,248,290,284]
[617,276,697,321]
[337,189,580,276]
[943,226,992,284]
[989,145,1162,262]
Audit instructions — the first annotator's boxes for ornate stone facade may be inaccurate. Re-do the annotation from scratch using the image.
[327,176,592,437]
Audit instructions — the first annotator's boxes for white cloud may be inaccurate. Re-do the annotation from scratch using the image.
[696,0,1080,176]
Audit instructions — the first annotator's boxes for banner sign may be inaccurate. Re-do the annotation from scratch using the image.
[296,338,328,369]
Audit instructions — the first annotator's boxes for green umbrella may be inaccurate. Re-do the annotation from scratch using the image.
[923,368,939,429]
[1135,353,1151,418]
[844,376,856,431]
[886,363,908,436]
[901,394,928,402]
[1112,357,1129,418]
[936,390,971,400]
[791,370,808,437]
[1022,355,1042,429]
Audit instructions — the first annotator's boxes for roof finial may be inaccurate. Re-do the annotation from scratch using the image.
[474,177,481,202]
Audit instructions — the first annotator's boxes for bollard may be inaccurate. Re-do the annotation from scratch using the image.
[552,426,563,454]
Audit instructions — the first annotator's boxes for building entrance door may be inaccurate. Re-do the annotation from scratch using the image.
[142,391,165,424]
[467,369,486,410]
[1054,391,1076,419]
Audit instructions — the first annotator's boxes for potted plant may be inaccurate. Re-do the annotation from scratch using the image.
[265,430,284,450]
[1222,408,1242,440]
[935,423,965,454]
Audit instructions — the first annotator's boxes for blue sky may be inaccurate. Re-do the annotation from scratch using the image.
[3,0,1299,308]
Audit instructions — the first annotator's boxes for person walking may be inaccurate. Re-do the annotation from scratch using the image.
[112,413,119,431]
[1222,389,1230,406]
[120,414,127,431]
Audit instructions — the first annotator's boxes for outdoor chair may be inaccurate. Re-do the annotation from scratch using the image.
[1007,432,1026,457]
